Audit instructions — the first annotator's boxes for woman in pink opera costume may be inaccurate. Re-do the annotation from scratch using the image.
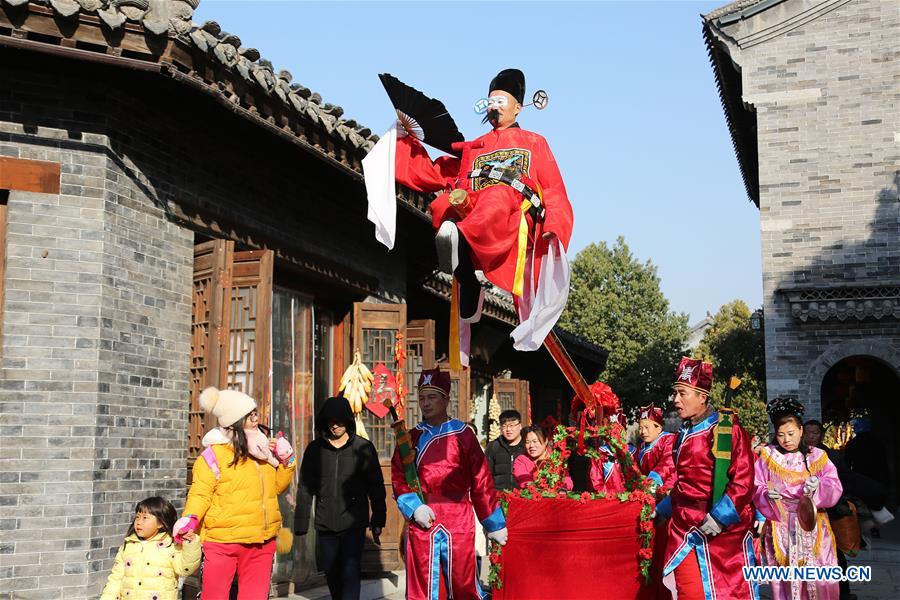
[754,397,843,600]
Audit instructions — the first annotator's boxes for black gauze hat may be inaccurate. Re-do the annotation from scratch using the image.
[766,396,805,424]
[489,68,526,105]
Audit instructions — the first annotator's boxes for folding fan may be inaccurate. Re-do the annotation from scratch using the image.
[378,73,464,157]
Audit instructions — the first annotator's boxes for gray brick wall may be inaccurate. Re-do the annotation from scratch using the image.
[716,0,900,408]
[1,84,193,598]
[1,46,410,597]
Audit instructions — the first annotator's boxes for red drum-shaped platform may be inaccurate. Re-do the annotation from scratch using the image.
[493,496,646,600]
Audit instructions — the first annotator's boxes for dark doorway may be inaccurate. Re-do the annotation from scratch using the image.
[821,355,900,506]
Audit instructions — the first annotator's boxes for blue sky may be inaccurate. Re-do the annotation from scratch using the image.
[195,1,762,324]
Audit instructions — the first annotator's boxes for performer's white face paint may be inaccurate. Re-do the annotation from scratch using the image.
[486,90,521,130]
[672,384,707,421]
[419,389,450,425]
[638,420,662,444]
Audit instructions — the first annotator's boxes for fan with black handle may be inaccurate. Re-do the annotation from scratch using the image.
[379,73,464,157]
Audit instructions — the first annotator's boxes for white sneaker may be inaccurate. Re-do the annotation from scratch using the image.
[872,507,895,525]
[436,221,459,275]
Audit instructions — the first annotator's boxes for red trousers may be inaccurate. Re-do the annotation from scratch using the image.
[201,538,275,600]
[673,550,705,600]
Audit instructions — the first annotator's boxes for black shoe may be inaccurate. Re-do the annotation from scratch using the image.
[453,239,482,321]
[435,221,459,275]
[459,281,483,321]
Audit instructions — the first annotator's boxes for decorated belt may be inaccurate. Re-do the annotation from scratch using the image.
[466,167,545,219]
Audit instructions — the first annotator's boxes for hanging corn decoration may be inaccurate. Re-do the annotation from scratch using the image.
[488,394,501,441]
[338,350,374,414]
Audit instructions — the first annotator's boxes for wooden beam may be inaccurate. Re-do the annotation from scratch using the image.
[0,157,61,194]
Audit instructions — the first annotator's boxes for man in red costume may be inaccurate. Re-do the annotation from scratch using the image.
[637,403,676,600]
[394,69,573,320]
[656,358,757,600]
[391,368,507,600]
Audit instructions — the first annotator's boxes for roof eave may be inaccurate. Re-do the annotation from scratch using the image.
[702,19,760,207]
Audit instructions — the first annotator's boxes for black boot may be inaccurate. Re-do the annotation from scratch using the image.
[454,235,482,321]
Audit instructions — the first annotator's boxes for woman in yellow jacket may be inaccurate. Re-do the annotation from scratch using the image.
[100,496,201,600]
[176,387,297,600]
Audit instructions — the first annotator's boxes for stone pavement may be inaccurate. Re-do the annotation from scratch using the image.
[287,521,900,600]
[286,572,405,600]
[844,518,900,600]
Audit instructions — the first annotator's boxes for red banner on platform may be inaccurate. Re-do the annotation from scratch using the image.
[494,496,646,600]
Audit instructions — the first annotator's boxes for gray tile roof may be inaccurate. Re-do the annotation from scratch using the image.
[703,0,768,21]
[1,0,380,153]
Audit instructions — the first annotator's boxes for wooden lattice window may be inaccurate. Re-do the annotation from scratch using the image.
[189,241,273,467]
[402,319,436,426]
[493,378,530,423]
[353,302,406,459]
[225,250,273,423]
[190,240,231,460]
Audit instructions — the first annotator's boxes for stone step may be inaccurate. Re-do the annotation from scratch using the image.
[288,573,405,600]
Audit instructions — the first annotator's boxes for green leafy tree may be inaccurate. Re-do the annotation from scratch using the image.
[698,300,768,440]
[559,237,688,412]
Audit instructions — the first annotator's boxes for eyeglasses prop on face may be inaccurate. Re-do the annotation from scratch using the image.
[473,90,549,114]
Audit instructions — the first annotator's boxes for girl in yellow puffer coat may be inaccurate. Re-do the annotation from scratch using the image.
[100,496,200,600]
[177,387,296,600]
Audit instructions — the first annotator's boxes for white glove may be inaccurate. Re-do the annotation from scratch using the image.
[699,514,722,537]
[767,489,783,501]
[412,505,435,530]
[487,527,508,546]
[803,476,819,495]
[753,520,765,536]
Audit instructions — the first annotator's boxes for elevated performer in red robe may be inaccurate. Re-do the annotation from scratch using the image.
[656,358,758,600]
[638,403,676,600]
[394,69,573,321]
[391,368,507,600]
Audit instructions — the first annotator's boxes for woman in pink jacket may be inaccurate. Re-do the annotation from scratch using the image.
[513,425,574,490]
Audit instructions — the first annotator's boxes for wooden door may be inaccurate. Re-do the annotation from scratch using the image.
[353,302,407,573]
[189,240,233,465]
[493,378,530,423]
[225,250,274,424]
[401,319,436,425]
[188,241,273,476]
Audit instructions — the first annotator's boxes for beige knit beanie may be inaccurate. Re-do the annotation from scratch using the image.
[199,386,257,428]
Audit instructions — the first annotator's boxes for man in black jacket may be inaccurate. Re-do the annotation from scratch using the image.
[295,396,387,600]
[485,409,526,490]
